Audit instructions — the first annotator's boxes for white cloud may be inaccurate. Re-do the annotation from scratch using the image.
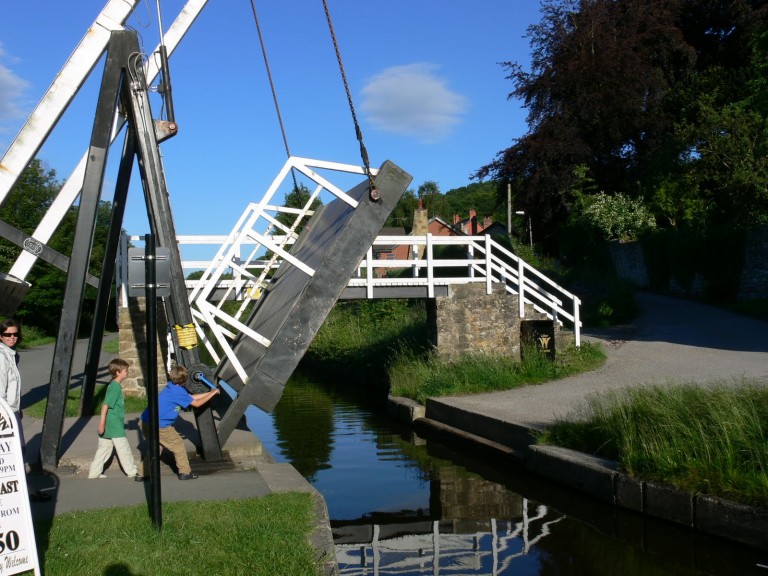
[361,63,467,143]
[0,43,30,126]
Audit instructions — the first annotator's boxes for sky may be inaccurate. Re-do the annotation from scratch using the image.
[0,0,542,246]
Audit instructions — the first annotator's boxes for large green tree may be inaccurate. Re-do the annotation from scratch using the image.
[276,183,322,236]
[476,0,768,246]
[0,159,116,333]
[385,181,503,232]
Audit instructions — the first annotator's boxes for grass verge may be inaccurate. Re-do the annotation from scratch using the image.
[16,324,55,349]
[33,493,320,576]
[25,385,147,419]
[538,380,768,507]
[724,298,768,322]
[389,342,605,404]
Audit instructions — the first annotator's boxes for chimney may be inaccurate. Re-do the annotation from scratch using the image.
[412,201,429,258]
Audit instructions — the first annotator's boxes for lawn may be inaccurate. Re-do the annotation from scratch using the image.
[29,492,322,576]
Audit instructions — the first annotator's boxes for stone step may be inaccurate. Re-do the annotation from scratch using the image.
[414,417,527,463]
[425,399,539,454]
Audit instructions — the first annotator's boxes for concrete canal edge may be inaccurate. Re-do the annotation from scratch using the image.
[387,395,768,552]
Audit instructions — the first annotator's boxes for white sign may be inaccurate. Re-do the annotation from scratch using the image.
[0,398,40,576]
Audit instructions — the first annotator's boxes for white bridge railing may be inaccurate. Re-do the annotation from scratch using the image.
[336,500,564,575]
[354,234,581,345]
[119,231,581,347]
[116,157,580,383]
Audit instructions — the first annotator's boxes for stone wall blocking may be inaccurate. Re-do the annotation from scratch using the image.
[427,283,557,361]
[117,297,169,397]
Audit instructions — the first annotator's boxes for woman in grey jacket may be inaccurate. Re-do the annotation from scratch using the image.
[0,318,22,418]
[0,318,50,501]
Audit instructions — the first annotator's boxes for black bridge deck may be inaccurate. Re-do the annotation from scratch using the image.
[214,160,411,445]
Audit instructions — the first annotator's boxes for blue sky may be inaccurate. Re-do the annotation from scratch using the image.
[0,1,541,240]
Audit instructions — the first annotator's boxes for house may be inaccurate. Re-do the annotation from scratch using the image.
[374,208,501,276]
[452,208,495,236]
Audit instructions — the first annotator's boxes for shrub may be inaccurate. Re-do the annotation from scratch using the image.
[583,192,656,242]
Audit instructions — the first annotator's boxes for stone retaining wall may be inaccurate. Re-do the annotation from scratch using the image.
[527,444,768,551]
[739,226,768,299]
[428,283,522,360]
[426,282,564,360]
[117,298,169,398]
[612,226,768,299]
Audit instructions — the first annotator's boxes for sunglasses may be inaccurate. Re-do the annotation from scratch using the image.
[1,332,19,337]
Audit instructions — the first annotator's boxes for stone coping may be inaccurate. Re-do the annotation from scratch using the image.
[388,395,768,552]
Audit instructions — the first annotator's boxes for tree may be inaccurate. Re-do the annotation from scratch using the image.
[1,159,117,333]
[476,0,768,248]
[581,192,657,242]
[385,181,503,232]
[443,181,503,223]
[276,183,323,237]
[384,189,418,232]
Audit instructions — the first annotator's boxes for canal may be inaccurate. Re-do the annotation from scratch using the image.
[244,377,767,575]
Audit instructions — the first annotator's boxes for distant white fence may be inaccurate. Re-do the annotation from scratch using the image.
[117,232,582,347]
[116,156,580,384]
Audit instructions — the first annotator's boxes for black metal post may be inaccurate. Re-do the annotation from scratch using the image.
[81,128,136,416]
[124,47,223,461]
[145,233,162,530]
[40,33,133,470]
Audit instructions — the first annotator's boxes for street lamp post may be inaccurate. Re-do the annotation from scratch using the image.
[515,210,533,249]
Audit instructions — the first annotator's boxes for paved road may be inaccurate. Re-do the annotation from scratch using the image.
[436,292,768,430]
[18,333,116,409]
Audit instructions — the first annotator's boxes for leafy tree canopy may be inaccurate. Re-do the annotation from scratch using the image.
[476,0,768,247]
[386,181,504,232]
[276,183,323,233]
[1,159,116,333]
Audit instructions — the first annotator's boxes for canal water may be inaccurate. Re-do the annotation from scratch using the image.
[244,377,767,575]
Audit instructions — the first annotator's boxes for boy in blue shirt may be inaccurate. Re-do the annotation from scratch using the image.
[88,358,142,480]
[140,364,220,480]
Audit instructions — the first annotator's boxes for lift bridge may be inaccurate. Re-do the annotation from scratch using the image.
[0,0,415,469]
[117,196,584,426]
[0,1,580,470]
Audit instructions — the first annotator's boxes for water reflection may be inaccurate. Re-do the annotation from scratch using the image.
[244,378,768,575]
[271,377,334,481]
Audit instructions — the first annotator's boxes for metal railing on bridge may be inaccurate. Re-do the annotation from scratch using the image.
[118,230,581,349]
[116,157,580,384]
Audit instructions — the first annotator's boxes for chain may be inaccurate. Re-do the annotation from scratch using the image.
[249,0,298,191]
[321,0,378,201]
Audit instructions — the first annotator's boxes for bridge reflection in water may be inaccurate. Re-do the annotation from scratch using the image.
[244,378,767,576]
[335,503,563,575]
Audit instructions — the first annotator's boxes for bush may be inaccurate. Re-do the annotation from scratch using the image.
[582,192,656,242]
[580,280,639,327]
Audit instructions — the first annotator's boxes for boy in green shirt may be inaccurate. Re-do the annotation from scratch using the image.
[88,358,142,481]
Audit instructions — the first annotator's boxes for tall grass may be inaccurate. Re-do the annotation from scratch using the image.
[540,381,768,507]
[389,343,605,404]
[304,299,606,401]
